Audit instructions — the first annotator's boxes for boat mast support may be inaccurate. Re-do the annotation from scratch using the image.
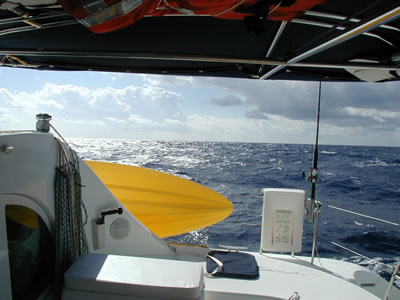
[1,51,400,75]
[260,6,400,80]
[291,18,395,47]
[304,10,400,32]
[258,21,288,74]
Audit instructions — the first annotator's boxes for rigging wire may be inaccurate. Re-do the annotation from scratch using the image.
[50,123,71,149]
[330,241,395,271]
[327,205,399,227]
[312,234,397,271]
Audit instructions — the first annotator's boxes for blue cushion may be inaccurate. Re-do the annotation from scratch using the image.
[206,250,259,279]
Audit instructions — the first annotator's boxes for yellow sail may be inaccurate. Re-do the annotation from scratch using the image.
[86,161,233,238]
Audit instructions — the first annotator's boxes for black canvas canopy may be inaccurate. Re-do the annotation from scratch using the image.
[0,0,399,82]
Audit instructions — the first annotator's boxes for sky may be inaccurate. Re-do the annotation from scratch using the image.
[1,67,399,146]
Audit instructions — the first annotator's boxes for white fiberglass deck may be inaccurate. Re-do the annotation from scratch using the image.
[62,250,399,300]
[203,253,394,300]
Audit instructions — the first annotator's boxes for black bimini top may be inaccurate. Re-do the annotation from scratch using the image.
[0,0,399,82]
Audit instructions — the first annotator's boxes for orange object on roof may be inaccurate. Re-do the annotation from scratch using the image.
[59,0,325,33]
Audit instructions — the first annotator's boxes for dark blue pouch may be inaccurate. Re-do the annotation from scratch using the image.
[206,250,259,279]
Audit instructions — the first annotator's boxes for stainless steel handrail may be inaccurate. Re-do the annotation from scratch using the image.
[260,6,400,80]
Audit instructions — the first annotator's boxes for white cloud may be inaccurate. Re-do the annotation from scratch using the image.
[141,86,183,102]
[210,95,244,106]
[141,74,196,88]
[0,107,11,122]
[127,114,155,126]
[1,74,399,146]
[0,82,186,137]
[344,107,400,122]
[0,85,66,110]
[179,114,316,144]
[58,118,85,125]
[165,118,186,127]
[89,120,107,127]
[104,116,127,124]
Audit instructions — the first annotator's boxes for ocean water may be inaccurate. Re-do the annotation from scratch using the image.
[70,139,400,282]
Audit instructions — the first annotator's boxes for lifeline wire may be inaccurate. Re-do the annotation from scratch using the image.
[330,241,394,271]
[50,123,71,148]
[327,205,399,227]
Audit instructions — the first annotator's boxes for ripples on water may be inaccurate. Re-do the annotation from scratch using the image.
[70,139,400,282]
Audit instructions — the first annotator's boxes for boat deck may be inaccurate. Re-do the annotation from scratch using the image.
[202,253,384,300]
[170,243,400,300]
[62,249,399,300]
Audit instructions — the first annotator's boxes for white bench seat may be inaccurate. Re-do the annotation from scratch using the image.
[62,253,204,300]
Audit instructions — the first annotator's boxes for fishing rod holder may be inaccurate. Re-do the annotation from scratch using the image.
[310,200,322,265]
[312,200,322,218]
[306,168,319,183]
[307,167,319,222]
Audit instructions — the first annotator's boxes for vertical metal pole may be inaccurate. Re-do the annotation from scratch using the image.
[384,259,400,300]
[310,201,321,264]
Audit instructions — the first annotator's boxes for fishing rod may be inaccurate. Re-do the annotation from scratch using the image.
[308,81,322,223]
[308,81,322,264]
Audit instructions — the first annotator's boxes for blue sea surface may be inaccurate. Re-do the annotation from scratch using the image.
[70,139,400,282]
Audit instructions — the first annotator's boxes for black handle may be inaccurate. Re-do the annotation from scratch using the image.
[97,207,123,224]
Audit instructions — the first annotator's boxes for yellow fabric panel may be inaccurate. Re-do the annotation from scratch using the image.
[86,160,233,237]
[6,205,39,230]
